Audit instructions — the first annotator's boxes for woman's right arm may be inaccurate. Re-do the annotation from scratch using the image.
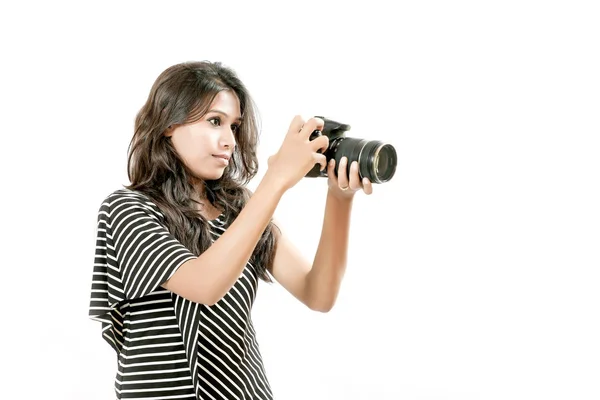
[162,115,329,305]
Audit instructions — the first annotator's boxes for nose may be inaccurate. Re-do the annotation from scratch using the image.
[220,126,236,150]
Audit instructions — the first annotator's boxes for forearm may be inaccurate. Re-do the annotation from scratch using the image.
[164,171,286,304]
[305,190,354,311]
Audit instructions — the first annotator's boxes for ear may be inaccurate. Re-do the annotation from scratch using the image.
[164,125,174,137]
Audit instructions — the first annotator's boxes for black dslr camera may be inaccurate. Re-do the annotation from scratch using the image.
[306,116,397,183]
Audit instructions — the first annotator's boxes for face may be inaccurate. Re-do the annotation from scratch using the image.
[165,90,241,181]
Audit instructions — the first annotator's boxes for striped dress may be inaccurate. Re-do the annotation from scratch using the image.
[88,189,273,399]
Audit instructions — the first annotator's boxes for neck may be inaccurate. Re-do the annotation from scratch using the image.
[188,175,207,201]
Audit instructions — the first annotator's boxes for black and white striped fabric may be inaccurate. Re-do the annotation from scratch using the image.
[89,189,273,399]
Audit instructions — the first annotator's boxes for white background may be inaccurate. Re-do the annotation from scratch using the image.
[1,1,599,399]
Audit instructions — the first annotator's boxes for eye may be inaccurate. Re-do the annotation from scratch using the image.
[208,117,221,127]
[231,124,240,133]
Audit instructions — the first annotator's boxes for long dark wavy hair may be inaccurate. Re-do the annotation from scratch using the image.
[125,61,277,282]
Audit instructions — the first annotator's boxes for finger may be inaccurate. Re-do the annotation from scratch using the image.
[299,117,325,139]
[362,177,373,195]
[337,156,350,188]
[288,115,305,136]
[348,161,362,190]
[310,134,329,153]
[327,158,336,179]
[313,153,327,171]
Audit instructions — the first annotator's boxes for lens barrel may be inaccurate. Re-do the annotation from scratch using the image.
[333,137,397,183]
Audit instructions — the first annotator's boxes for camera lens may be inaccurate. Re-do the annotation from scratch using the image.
[333,138,397,183]
[372,143,397,183]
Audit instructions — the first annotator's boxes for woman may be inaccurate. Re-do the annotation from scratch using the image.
[88,60,373,400]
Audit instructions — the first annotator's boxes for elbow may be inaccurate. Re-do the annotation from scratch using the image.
[313,305,333,313]
[188,293,219,306]
[203,297,219,307]
[198,295,224,307]
[308,299,336,313]
[304,286,338,313]
[203,290,227,306]
[190,285,227,306]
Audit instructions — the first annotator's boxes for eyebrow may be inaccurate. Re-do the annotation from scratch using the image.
[208,109,243,122]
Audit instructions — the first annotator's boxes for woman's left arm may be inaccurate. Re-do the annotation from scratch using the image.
[270,156,373,312]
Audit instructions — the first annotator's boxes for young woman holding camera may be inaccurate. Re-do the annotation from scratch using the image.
[88,60,373,399]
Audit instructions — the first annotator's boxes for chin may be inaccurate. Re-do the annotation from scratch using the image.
[196,169,226,181]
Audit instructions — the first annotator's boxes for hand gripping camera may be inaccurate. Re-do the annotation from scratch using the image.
[306,116,397,183]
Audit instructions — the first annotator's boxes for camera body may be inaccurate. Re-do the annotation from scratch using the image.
[306,116,397,184]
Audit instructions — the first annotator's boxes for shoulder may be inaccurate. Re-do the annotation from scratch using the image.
[97,188,165,225]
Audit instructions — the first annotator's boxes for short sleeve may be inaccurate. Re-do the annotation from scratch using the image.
[88,198,126,352]
[88,190,197,349]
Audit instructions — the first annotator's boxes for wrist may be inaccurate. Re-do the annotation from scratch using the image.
[260,169,289,197]
[327,186,355,203]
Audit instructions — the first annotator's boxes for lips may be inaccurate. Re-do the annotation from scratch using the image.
[213,154,230,166]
